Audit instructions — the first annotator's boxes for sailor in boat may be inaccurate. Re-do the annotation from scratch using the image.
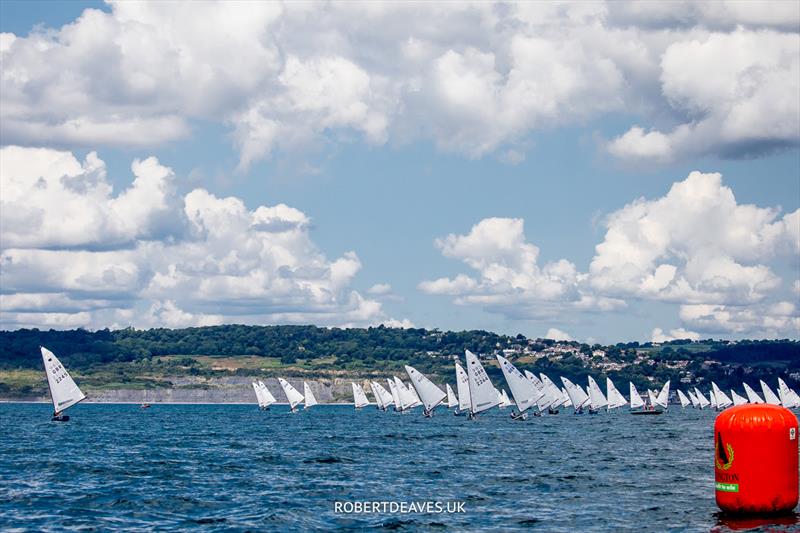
[574,406,584,415]
[588,407,599,415]
[510,410,528,421]
[52,410,69,422]
[423,408,434,418]
[548,406,559,415]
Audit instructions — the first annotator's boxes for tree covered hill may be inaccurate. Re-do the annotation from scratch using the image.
[0,325,797,398]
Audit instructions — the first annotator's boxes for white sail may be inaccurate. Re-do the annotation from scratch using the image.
[743,382,764,404]
[694,387,710,408]
[465,349,500,415]
[496,354,541,414]
[258,381,276,406]
[731,389,749,406]
[278,378,305,410]
[406,381,423,407]
[629,382,645,409]
[687,389,699,407]
[499,389,513,408]
[455,361,471,412]
[760,380,781,405]
[560,387,573,408]
[495,388,506,409]
[253,381,266,407]
[540,373,566,408]
[352,382,370,408]
[712,382,733,409]
[445,384,458,408]
[561,376,590,409]
[655,380,670,409]
[370,382,386,409]
[394,377,419,410]
[676,389,691,408]
[647,389,659,409]
[778,378,800,408]
[405,365,446,414]
[387,378,402,410]
[303,382,318,408]
[587,376,608,410]
[525,371,554,411]
[606,378,628,410]
[709,389,718,409]
[41,347,85,414]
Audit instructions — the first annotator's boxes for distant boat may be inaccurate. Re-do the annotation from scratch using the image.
[387,378,403,411]
[561,376,589,414]
[252,380,275,410]
[540,373,565,413]
[743,382,764,404]
[465,349,499,420]
[628,382,650,414]
[524,371,554,414]
[303,382,318,409]
[655,381,670,410]
[496,354,541,420]
[259,380,277,409]
[686,389,700,408]
[278,378,304,413]
[352,382,370,409]
[694,387,710,409]
[587,376,608,414]
[393,376,418,411]
[778,378,800,408]
[140,404,151,409]
[370,381,393,411]
[760,380,781,405]
[560,387,573,409]
[606,378,628,411]
[454,361,471,416]
[712,382,733,409]
[731,389,749,406]
[708,389,718,410]
[41,347,86,422]
[405,365,446,417]
[445,383,459,409]
[676,390,691,408]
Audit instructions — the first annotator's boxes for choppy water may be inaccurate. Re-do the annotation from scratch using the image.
[0,403,796,532]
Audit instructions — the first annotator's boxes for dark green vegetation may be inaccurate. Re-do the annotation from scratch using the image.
[1,325,797,397]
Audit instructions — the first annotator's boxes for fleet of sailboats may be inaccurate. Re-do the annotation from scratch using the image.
[34,346,800,421]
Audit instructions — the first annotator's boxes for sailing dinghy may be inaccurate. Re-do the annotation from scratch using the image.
[606,378,628,411]
[743,383,764,404]
[445,384,459,409]
[465,349,500,419]
[525,371,554,415]
[41,347,85,422]
[303,382,318,409]
[694,387,710,409]
[676,390,691,408]
[352,382,370,409]
[405,365,446,417]
[561,376,590,414]
[496,355,541,420]
[278,378,304,413]
[587,376,608,414]
[629,382,660,414]
[540,373,564,413]
[760,380,781,405]
[454,361,471,416]
[371,381,393,411]
[778,378,800,408]
[731,389,749,406]
[711,382,733,410]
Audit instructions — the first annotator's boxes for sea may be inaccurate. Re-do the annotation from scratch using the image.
[0,403,797,532]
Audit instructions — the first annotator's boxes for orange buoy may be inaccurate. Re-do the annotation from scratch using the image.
[714,404,798,515]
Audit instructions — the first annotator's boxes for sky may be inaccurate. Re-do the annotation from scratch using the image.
[0,1,798,343]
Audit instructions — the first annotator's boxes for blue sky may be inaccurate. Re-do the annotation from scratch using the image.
[1,1,798,342]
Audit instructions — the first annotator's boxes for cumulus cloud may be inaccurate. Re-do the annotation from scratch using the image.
[650,327,700,343]
[545,328,572,341]
[589,171,798,305]
[0,147,406,330]
[418,217,624,320]
[2,1,796,168]
[422,170,798,338]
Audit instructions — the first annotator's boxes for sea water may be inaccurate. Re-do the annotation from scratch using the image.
[0,403,794,531]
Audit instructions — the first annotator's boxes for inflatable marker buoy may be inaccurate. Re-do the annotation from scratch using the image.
[714,404,798,515]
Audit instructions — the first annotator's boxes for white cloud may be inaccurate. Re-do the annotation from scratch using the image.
[610,29,800,162]
[590,171,797,305]
[367,283,392,295]
[650,327,700,343]
[422,170,798,338]
[545,328,572,341]
[0,147,408,330]
[2,2,795,167]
